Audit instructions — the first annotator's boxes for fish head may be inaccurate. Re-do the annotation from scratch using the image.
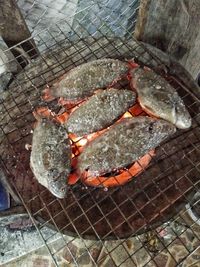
[130,67,192,129]
[174,102,192,129]
[47,169,68,199]
[145,118,176,137]
[139,92,192,130]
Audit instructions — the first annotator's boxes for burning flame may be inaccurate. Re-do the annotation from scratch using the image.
[122,111,132,118]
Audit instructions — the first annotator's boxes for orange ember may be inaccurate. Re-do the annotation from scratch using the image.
[82,150,155,187]
[56,112,69,124]
[137,97,160,119]
[33,106,69,125]
[33,106,54,120]
[42,87,56,102]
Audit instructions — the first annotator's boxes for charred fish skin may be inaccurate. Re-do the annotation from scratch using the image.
[66,88,136,136]
[130,67,192,129]
[30,119,71,198]
[50,58,129,101]
[78,117,176,176]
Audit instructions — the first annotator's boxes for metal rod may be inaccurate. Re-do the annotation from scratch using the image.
[0,0,39,68]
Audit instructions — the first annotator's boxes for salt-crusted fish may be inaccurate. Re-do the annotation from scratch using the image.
[50,58,129,101]
[136,42,200,99]
[130,67,192,129]
[30,119,71,198]
[66,88,136,136]
[78,116,176,176]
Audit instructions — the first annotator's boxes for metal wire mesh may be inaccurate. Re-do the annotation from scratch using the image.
[0,1,200,266]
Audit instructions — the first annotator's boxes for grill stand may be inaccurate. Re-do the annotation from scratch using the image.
[0,2,200,265]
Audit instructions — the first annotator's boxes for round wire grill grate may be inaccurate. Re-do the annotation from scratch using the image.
[0,1,200,266]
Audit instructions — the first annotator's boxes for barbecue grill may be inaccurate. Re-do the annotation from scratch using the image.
[0,1,200,266]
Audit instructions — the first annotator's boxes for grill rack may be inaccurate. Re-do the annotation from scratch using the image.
[0,1,200,266]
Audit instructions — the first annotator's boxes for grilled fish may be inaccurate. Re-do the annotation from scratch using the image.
[30,119,71,198]
[138,42,200,99]
[66,88,136,136]
[130,67,192,129]
[78,116,176,176]
[50,58,129,101]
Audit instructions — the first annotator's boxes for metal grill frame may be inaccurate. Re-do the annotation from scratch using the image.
[0,1,200,266]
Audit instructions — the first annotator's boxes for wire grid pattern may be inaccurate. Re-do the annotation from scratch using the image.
[16,0,139,52]
[0,2,200,267]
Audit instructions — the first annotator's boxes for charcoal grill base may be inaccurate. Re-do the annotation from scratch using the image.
[1,36,200,240]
